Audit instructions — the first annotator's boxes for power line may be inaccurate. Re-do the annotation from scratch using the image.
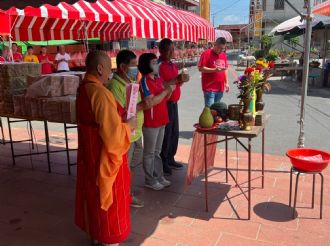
[211,0,244,15]
[212,2,249,26]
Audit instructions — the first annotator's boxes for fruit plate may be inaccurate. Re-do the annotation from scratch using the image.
[193,123,218,131]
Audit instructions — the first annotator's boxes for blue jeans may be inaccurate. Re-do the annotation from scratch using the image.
[204,91,224,107]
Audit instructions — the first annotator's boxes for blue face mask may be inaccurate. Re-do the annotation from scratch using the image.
[127,66,138,81]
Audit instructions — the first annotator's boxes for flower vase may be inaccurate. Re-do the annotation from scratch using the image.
[249,88,256,116]
[241,98,254,131]
[256,88,265,112]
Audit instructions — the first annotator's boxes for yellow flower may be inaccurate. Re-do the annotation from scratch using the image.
[256,59,269,68]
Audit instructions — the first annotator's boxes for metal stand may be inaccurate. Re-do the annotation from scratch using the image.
[289,167,324,219]
[6,117,77,174]
[7,117,36,166]
[202,129,266,220]
[0,117,5,144]
[64,123,78,175]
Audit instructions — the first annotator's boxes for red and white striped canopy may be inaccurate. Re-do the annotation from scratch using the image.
[6,0,132,41]
[2,0,215,42]
[0,1,96,10]
[313,0,330,16]
[215,29,233,43]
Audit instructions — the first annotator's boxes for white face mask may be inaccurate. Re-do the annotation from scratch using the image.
[108,73,114,81]
[151,63,159,75]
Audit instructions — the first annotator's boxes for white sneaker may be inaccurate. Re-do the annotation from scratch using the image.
[159,178,171,187]
[145,182,164,191]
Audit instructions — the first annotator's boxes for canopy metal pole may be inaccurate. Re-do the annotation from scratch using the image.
[321,26,328,86]
[9,35,13,62]
[84,21,89,53]
[297,0,313,148]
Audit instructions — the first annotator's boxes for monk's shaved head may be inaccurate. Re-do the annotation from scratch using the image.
[86,50,111,73]
[85,50,112,84]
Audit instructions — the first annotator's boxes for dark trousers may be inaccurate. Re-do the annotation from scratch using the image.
[161,102,179,172]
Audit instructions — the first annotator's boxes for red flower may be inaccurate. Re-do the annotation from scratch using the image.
[244,67,254,75]
[268,61,275,69]
[255,66,263,72]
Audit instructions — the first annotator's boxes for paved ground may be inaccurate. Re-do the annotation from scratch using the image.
[0,127,330,246]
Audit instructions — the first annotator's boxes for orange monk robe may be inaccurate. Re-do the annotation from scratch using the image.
[75,74,132,244]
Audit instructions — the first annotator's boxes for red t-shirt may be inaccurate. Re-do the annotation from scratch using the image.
[38,54,53,74]
[159,60,181,102]
[140,75,169,128]
[198,49,228,92]
[0,56,5,62]
[8,52,23,62]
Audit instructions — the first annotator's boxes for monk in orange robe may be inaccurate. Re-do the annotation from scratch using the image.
[75,51,137,246]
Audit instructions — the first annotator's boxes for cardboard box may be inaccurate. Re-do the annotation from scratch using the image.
[0,63,41,78]
[26,75,79,98]
[41,96,76,123]
[13,94,25,116]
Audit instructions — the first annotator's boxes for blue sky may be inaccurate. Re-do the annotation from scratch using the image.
[210,0,250,26]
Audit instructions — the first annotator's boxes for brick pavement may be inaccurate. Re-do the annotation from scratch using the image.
[0,126,329,245]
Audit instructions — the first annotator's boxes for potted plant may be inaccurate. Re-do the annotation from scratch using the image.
[266,49,279,62]
[255,63,273,111]
[234,62,273,130]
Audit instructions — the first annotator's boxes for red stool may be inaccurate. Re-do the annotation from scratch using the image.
[289,167,324,219]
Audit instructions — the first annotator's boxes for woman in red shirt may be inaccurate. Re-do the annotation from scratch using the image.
[139,53,175,191]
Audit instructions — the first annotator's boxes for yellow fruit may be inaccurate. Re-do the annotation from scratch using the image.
[199,107,214,128]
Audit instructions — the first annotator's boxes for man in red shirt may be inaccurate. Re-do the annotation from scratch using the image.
[158,38,189,176]
[0,51,5,62]
[11,43,23,62]
[1,47,9,61]
[198,37,229,107]
[38,46,53,74]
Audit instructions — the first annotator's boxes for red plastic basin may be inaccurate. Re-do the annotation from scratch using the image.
[286,148,330,172]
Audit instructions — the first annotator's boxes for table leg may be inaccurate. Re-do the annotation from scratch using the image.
[289,167,293,207]
[312,174,315,209]
[248,138,252,220]
[44,121,51,173]
[204,134,209,212]
[64,123,71,175]
[225,136,228,183]
[319,173,324,219]
[0,117,5,144]
[293,173,300,219]
[7,118,15,166]
[262,129,265,189]
[29,121,34,150]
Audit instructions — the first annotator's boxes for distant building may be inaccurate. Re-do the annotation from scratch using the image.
[249,0,263,40]
[262,0,305,35]
[249,0,329,36]
[218,24,249,48]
